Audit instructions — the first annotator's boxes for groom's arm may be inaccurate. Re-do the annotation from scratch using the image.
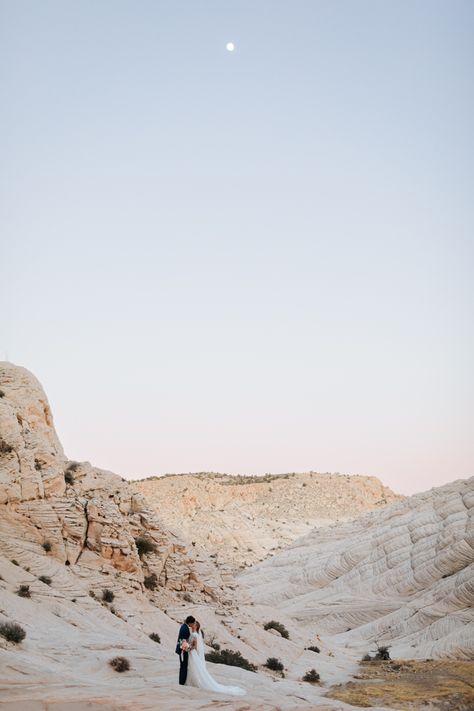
[179,624,190,640]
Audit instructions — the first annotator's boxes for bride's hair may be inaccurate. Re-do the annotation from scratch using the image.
[195,620,203,637]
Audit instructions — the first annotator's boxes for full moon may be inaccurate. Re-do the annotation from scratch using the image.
[226,42,235,52]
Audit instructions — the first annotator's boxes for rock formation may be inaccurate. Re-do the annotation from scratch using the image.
[132,471,401,573]
[240,476,474,662]
[1,361,472,711]
[0,362,227,606]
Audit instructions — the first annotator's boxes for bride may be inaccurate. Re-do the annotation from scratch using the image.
[186,622,246,696]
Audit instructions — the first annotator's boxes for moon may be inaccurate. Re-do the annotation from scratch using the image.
[226,42,235,52]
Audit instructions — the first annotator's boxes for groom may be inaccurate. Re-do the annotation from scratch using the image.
[176,615,196,685]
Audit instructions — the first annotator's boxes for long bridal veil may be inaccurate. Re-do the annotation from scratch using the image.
[187,632,245,696]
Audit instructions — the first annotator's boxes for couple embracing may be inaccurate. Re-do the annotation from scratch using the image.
[176,615,245,695]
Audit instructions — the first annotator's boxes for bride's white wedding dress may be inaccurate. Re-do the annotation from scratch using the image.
[186,632,245,696]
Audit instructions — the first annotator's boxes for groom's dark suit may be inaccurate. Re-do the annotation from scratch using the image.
[176,623,191,685]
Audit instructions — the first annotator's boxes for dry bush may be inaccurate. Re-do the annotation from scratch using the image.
[109,656,130,672]
[135,537,157,557]
[302,669,320,683]
[205,648,257,672]
[265,657,284,672]
[0,622,26,643]
[263,620,289,639]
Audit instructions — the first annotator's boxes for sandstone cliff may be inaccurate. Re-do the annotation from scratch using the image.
[0,362,227,606]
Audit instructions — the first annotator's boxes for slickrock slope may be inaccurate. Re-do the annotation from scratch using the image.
[0,362,368,711]
[132,472,401,573]
[1,362,472,711]
[240,476,474,663]
[0,362,226,607]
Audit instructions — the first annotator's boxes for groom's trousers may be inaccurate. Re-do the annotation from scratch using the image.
[179,651,189,685]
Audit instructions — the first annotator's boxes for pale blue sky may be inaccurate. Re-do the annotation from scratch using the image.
[1,1,473,494]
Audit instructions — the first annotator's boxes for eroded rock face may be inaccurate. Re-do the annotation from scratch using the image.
[0,363,65,503]
[132,471,402,573]
[0,362,226,603]
[240,476,474,661]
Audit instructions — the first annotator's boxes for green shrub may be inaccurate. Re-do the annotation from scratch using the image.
[144,574,157,590]
[17,585,31,598]
[102,589,114,603]
[42,541,52,552]
[302,669,320,683]
[64,471,75,485]
[149,632,161,643]
[375,645,390,660]
[306,645,320,653]
[263,620,289,639]
[205,648,257,672]
[11,559,19,566]
[135,536,157,558]
[0,439,13,454]
[265,657,284,672]
[109,656,130,672]
[0,622,26,643]
[38,575,52,586]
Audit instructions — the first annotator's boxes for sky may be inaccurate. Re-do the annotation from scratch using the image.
[1,1,473,495]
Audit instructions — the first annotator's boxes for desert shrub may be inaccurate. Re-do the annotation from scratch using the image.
[306,645,320,653]
[302,669,320,683]
[89,590,95,598]
[144,574,157,590]
[263,620,289,639]
[0,389,5,398]
[361,653,372,662]
[375,645,390,660]
[135,536,157,558]
[38,575,52,586]
[109,656,130,672]
[64,471,75,485]
[265,657,284,672]
[149,632,161,643]
[208,638,220,651]
[205,648,257,672]
[183,592,193,603]
[102,589,114,603]
[0,622,26,643]
[66,461,80,472]
[0,439,13,454]
[34,459,42,471]
[17,585,31,598]
[11,559,19,566]
[42,541,52,552]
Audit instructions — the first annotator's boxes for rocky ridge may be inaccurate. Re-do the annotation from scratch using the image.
[0,362,227,607]
[132,471,401,573]
[240,476,474,662]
